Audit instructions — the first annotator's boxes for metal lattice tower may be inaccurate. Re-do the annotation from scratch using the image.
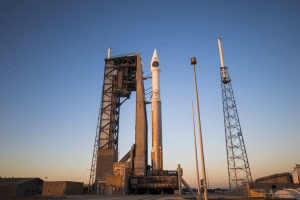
[218,39,252,189]
[88,53,138,193]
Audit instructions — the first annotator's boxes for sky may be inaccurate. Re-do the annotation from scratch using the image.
[0,0,299,189]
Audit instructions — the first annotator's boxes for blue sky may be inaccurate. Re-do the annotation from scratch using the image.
[1,0,299,189]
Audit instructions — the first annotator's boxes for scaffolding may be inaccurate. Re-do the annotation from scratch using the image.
[88,54,138,193]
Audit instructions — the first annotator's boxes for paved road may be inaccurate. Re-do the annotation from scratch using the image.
[65,194,196,200]
[0,194,254,200]
[65,194,256,200]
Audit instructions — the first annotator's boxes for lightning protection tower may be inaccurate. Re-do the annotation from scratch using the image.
[218,38,252,189]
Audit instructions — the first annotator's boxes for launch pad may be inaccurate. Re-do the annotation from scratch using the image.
[88,51,192,195]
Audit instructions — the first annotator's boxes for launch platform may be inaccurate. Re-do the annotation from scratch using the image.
[88,51,193,195]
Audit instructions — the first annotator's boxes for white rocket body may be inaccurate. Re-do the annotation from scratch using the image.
[151,49,163,170]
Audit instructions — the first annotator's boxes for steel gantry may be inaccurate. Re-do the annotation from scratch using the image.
[218,39,252,189]
[88,54,138,193]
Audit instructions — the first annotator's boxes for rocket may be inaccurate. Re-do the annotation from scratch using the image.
[151,49,163,170]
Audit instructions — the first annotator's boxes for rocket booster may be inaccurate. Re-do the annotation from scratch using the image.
[151,49,163,170]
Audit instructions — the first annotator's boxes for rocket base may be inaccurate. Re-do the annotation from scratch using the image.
[152,100,163,170]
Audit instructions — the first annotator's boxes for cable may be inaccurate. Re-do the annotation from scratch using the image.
[145,87,152,92]
[141,62,150,66]
[82,0,110,48]
[219,0,231,37]
[120,0,130,25]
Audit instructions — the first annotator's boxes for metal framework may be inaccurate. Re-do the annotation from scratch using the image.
[88,54,137,193]
[220,67,252,189]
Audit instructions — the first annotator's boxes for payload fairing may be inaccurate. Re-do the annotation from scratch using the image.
[151,49,163,170]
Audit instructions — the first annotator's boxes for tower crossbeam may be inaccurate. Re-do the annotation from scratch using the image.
[220,66,252,189]
[88,54,137,193]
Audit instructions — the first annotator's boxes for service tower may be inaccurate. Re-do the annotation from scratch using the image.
[151,49,163,170]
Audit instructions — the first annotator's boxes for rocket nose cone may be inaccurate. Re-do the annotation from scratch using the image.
[151,49,161,71]
[153,49,158,58]
[151,49,160,63]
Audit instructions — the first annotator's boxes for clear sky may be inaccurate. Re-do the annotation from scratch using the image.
[1,0,299,189]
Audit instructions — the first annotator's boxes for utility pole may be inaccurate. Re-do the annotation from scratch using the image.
[191,57,208,200]
[191,101,201,195]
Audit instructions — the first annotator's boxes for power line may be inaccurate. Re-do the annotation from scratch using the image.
[219,0,231,37]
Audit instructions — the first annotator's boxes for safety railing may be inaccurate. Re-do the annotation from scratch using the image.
[105,53,136,60]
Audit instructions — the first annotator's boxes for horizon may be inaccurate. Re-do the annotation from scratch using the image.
[1,0,299,189]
